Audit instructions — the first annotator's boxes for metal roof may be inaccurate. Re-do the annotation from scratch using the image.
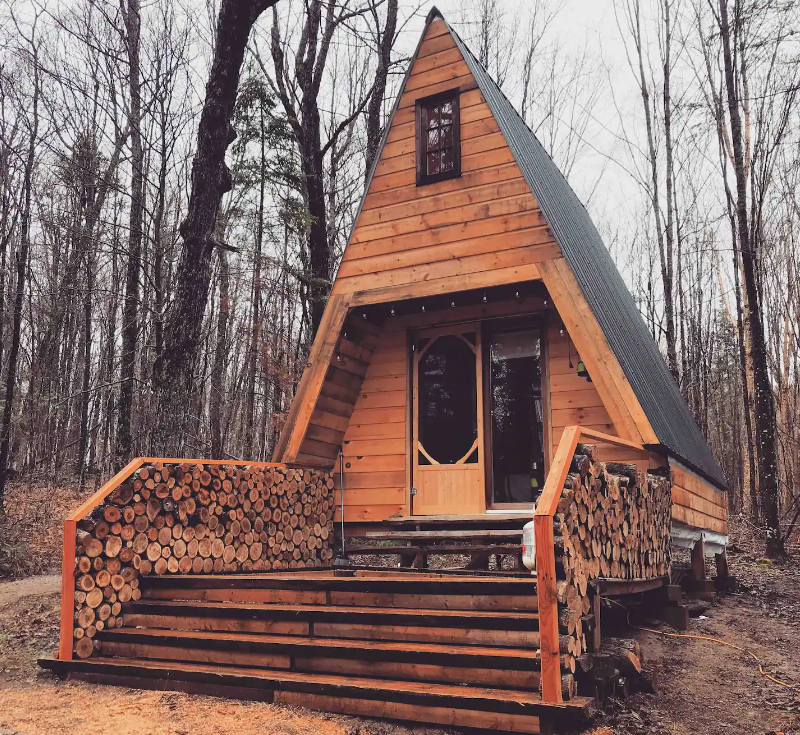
[435,10,727,489]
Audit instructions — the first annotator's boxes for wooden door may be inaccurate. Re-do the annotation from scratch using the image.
[412,324,485,515]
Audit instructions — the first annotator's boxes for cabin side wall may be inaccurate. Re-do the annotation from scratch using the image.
[670,460,728,534]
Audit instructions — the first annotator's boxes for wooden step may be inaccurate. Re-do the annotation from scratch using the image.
[40,656,594,733]
[125,599,541,648]
[345,544,521,555]
[141,573,538,611]
[98,627,543,689]
[385,514,531,529]
[362,529,523,541]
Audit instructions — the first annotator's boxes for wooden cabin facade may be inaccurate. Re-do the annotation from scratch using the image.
[42,10,729,732]
[274,10,728,542]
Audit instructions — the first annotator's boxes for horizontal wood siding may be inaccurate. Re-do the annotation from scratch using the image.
[335,17,558,301]
[295,315,381,468]
[334,327,408,522]
[548,324,614,452]
[671,461,728,534]
[547,323,665,474]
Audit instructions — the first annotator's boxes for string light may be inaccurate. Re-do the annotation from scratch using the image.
[482,292,487,303]
[390,304,395,316]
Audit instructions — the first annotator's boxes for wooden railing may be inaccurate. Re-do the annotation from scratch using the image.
[58,457,292,662]
[534,426,648,703]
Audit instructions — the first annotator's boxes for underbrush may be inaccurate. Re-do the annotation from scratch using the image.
[0,479,91,580]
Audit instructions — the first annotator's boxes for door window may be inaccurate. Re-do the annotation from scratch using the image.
[487,329,545,503]
[417,333,478,465]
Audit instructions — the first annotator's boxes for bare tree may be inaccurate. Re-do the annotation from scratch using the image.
[153,0,279,455]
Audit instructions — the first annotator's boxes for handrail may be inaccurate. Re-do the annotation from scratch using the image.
[534,426,647,703]
[59,457,288,662]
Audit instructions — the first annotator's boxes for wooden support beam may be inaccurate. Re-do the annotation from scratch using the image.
[591,594,601,653]
[691,538,706,582]
[274,292,353,462]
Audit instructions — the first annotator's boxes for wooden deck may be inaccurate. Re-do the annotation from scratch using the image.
[41,569,594,734]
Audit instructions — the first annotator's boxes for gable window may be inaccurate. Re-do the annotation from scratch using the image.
[415,89,461,185]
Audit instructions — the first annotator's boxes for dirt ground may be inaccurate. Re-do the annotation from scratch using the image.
[1,523,799,735]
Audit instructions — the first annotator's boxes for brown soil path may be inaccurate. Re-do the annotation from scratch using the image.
[0,574,60,610]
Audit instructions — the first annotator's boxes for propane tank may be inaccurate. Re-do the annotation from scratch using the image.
[522,518,536,572]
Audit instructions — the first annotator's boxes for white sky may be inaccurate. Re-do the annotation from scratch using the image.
[408,1,647,259]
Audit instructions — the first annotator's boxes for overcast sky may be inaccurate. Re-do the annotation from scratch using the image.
[392,1,648,255]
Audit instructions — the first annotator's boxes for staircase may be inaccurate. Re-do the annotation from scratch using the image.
[41,570,593,734]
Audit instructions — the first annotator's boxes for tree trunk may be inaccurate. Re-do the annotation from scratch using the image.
[630,0,679,382]
[115,0,144,469]
[77,247,93,490]
[243,98,266,459]
[0,51,40,510]
[718,0,782,557]
[210,253,230,459]
[153,0,278,456]
[364,0,398,178]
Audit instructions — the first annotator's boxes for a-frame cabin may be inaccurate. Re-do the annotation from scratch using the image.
[41,9,730,731]
[274,8,728,544]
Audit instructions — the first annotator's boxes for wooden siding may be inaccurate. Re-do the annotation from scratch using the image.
[671,461,728,534]
[334,327,408,522]
[294,313,381,467]
[334,17,558,301]
[547,325,614,455]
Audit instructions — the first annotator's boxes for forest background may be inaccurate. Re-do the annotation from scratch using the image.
[0,0,797,556]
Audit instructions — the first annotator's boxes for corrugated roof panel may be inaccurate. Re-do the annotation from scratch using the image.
[441,12,727,488]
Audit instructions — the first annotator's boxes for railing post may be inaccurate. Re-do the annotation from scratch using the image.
[534,515,561,703]
[534,425,581,703]
[59,519,77,661]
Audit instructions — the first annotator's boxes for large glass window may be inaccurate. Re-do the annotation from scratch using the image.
[487,329,545,504]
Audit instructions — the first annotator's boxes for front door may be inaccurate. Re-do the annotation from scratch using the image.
[412,324,485,515]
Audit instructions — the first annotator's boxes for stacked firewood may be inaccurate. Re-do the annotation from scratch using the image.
[555,444,671,666]
[72,462,335,658]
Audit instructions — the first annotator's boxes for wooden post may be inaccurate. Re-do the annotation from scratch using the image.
[534,425,580,703]
[534,515,561,703]
[691,537,706,581]
[58,519,77,661]
[715,550,729,579]
[591,593,602,653]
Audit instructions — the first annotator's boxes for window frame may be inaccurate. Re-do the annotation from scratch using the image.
[415,88,461,186]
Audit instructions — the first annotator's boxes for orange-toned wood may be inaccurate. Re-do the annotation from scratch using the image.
[59,456,295,661]
[349,263,543,307]
[670,461,728,533]
[274,292,353,463]
[332,324,409,520]
[539,259,657,445]
[411,324,485,515]
[534,425,650,703]
[59,519,78,661]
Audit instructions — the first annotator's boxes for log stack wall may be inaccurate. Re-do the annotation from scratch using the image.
[70,461,335,659]
[555,445,671,667]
